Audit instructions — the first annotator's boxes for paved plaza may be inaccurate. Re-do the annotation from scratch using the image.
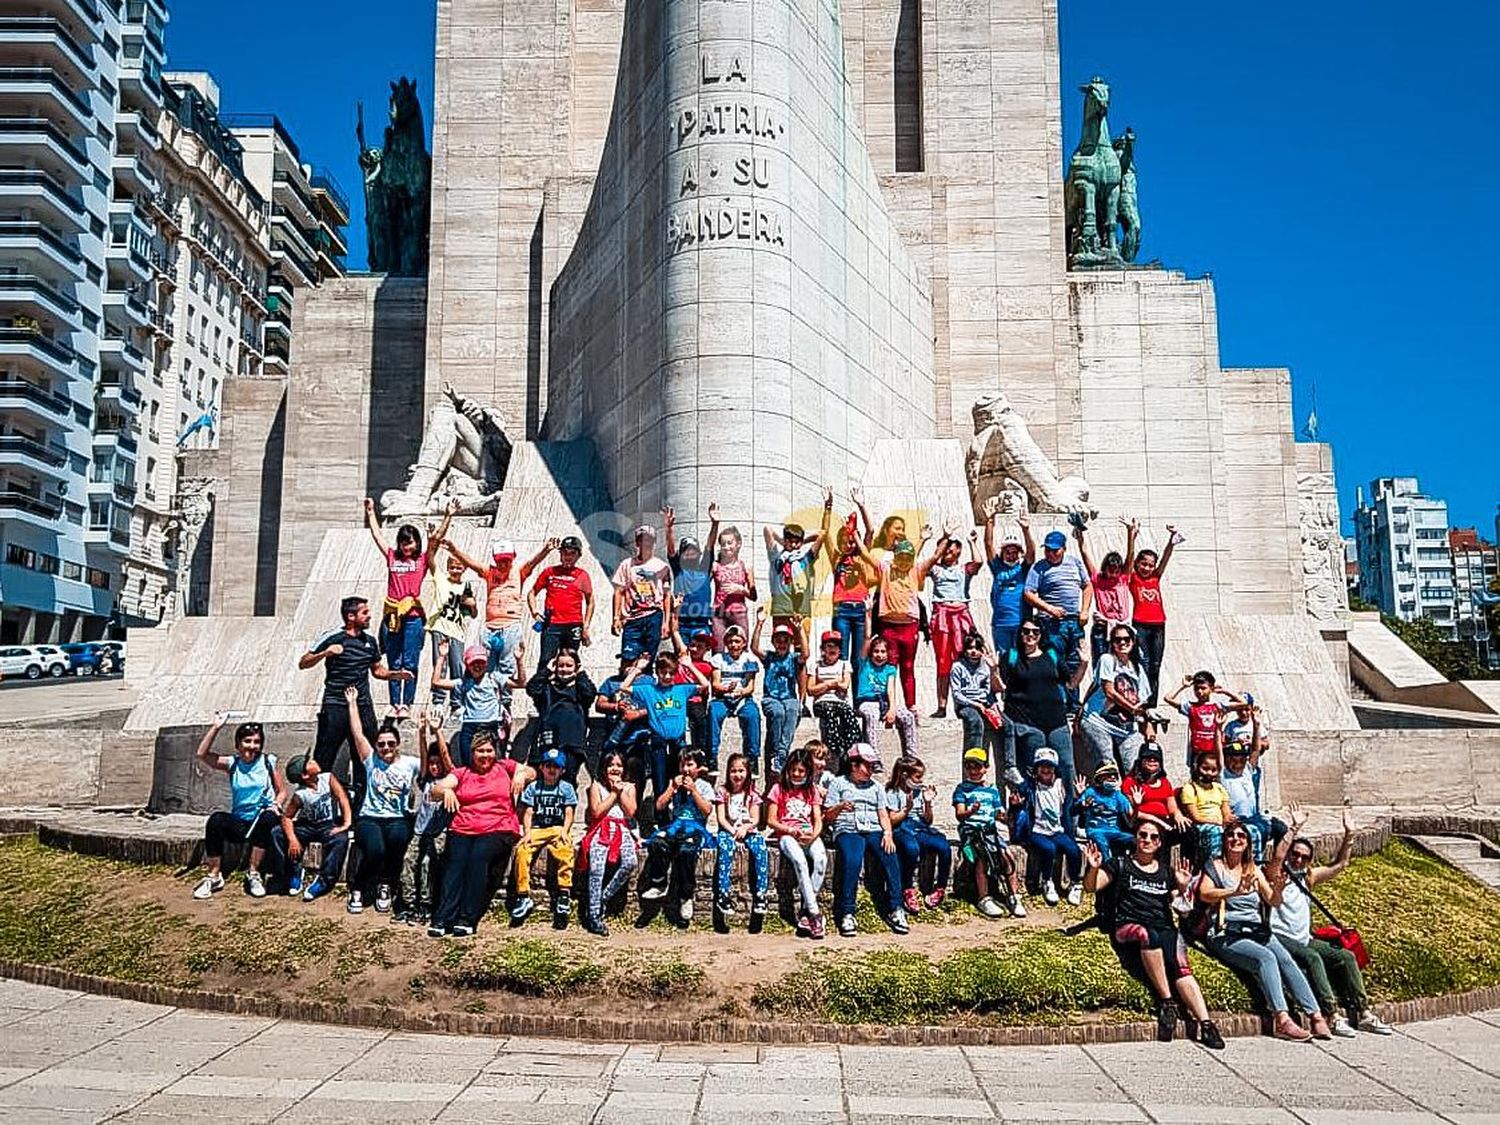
[3,981,1500,1123]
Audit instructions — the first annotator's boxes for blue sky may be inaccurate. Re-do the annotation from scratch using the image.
[167,2,1495,533]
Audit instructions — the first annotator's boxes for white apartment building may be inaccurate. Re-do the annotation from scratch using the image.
[116,70,271,623]
[1450,528,1498,669]
[0,0,166,643]
[1355,477,1457,637]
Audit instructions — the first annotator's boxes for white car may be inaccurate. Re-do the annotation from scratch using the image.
[0,645,70,680]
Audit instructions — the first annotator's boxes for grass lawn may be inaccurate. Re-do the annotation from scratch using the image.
[0,835,1491,1027]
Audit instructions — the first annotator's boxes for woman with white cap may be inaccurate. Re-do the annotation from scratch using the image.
[445,535,553,667]
[981,500,1035,655]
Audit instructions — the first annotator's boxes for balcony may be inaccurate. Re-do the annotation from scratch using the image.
[310,167,350,224]
[36,0,102,31]
[115,108,160,151]
[101,334,148,373]
[0,170,86,231]
[0,273,80,323]
[94,426,138,455]
[0,434,68,480]
[0,377,73,422]
[111,477,136,504]
[0,117,89,177]
[0,488,63,522]
[0,18,97,84]
[111,150,160,196]
[0,69,93,131]
[273,169,318,227]
[0,221,84,277]
[0,325,78,378]
[117,49,163,111]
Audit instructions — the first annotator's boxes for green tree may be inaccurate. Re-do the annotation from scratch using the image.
[1383,613,1498,681]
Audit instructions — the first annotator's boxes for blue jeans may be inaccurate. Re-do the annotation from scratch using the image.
[269,822,349,887]
[832,602,867,674]
[991,622,1018,657]
[956,703,1002,763]
[1004,720,1076,789]
[1207,932,1320,1015]
[1087,826,1135,858]
[354,815,413,904]
[620,611,664,662]
[484,622,523,668]
[643,819,711,899]
[715,830,769,899]
[710,697,762,774]
[645,734,683,806]
[379,615,424,707]
[1028,830,1082,883]
[894,822,951,895]
[1038,616,1085,710]
[761,695,800,778]
[833,830,902,919]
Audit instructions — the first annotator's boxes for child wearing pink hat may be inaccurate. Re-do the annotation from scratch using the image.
[433,640,524,766]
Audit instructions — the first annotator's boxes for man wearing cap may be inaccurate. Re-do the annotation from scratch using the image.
[1022,526,1092,710]
[528,535,595,669]
[764,488,834,649]
[983,501,1036,656]
[511,747,579,928]
[270,754,352,902]
[445,536,554,666]
[611,524,674,662]
[664,503,721,644]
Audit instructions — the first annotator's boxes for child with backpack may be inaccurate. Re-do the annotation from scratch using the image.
[953,748,1023,918]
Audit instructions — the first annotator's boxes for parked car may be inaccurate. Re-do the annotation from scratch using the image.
[60,643,111,676]
[0,645,69,680]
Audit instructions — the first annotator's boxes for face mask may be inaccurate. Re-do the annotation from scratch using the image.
[1098,779,1118,793]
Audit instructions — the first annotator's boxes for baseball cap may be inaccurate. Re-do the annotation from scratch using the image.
[678,536,700,554]
[634,524,656,541]
[1001,530,1024,548]
[1043,530,1067,551]
[1093,762,1120,780]
[820,630,842,645]
[1032,747,1060,768]
[463,645,488,666]
[490,538,516,558]
[845,742,883,769]
[1139,740,1164,760]
[285,754,309,785]
[540,747,566,768]
[687,629,712,646]
[772,623,794,638]
[963,747,989,765]
[560,535,583,552]
[724,624,745,639]
[893,538,915,556]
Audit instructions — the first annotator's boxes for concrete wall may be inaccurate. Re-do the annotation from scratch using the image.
[1275,728,1500,810]
[0,727,154,809]
[205,374,288,617]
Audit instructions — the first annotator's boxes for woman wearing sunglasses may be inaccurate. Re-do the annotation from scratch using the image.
[998,620,1075,789]
[346,686,420,916]
[1080,624,1153,775]
[1198,823,1327,1041]
[191,713,285,900]
[1084,824,1224,1048]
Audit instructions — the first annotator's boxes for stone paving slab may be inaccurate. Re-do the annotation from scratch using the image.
[11,984,1500,1122]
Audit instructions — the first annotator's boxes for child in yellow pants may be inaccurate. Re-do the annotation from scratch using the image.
[510,747,579,929]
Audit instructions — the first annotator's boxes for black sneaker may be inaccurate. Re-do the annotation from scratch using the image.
[451,924,475,938]
[1156,998,1178,1043]
[716,893,735,915]
[552,892,572,930]
[1197,1019,1225,1050]
[750,894,767,916]
[509,895,535,925]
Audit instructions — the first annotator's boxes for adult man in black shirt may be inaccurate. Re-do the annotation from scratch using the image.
[998,621,1075,789]
[297,595,411,805]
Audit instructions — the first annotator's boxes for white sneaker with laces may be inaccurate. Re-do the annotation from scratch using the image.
[1010,896,1027,918]
[192,873,224,900]
[679,899,694,922]
[1042,879,1059,906]
[1331,1016,1357,1038]
[244,871,266,898]
[977,896,1003,918]
[347,890,364,914]
[1359,1012,1394,1035]
[1065,883,1083,907]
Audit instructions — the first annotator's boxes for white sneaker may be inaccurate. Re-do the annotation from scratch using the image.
[639,883,667,901]
[1042,879,1059,906]
[347,890,364,914]
[1066,883,1083,907]
[977,896,1004,918]
[375,884,393,913]
[1010,896,1027,918]
[192,873,224,900]
[679,899,693,922]
[1359,1012,1394,1035]
[1331,1016,1357,1038]
[244,871,266,898]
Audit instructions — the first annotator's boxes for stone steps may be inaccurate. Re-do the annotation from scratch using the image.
[1408,834,1500,890]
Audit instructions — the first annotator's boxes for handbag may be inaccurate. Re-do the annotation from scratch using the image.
[1290,871,1370,968]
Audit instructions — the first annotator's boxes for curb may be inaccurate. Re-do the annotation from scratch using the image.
[2,958,1495,1047]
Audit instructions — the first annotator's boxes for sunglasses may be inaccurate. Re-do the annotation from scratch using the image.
[1226,830,1249,841]
[1136,830,1161,842]
[375,738,399,749]
[1111,636,1132,644]
[1019,627,1041,636]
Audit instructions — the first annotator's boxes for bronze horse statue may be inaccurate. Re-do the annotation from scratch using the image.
[1065,77,1122,266]
[358,78,431,276]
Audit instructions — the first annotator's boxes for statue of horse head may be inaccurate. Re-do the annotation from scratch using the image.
[388,78,424,134]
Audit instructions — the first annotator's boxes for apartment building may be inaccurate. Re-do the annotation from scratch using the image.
[1354,477,1455,634]
[1450,528,1498,669]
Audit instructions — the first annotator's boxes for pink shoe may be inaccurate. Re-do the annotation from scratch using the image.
[808,912,826,940]
[925,888,946,909]
[902,888,922,914]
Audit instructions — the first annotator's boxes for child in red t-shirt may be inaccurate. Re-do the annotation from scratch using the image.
[1165,670,1247,768]
[1121,742,1183,831]
[1125,522,1180,707]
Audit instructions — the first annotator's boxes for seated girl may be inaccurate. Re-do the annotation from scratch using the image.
[577,749,639,937]
[713,752,769,923]
[886,755,951,914]
[767,747,827,939]
[1177,751,1233,863]
[853,635,918,757]
[807,631,862,765]
[191,713,285,900]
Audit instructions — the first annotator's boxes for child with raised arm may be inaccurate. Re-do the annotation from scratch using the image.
[443,534,551,669]
[887,754,951,913]
[1076,517,1137,667]
[827,486,875,672]
[362,497,453,718]
[767,747,827,938]
[953,748,1023,918]
[713,752,770,923]
[578,748,639,937]
[611,523,674,663]
[639,748,716,921]
[509,747,579,929]
[711,523,756,648]
[399,713,453,926]
[1165,670,1246,768]
[983,499,1035,655]
[1127,523,1181,707]
[665,503,721,642]
[764,487,833,650]
[752,607,805,779]
[927,524,984,718]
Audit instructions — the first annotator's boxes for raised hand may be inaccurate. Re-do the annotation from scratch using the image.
[920,522,934,542]
[850,485,865,507]
[1083,841,1103,870]
[445,498,460,516]
[823,485,834,508]
[1173,855,1192,890]
[1017,511,1030,529]
[755,605,768,621]
[544,536,560,552]
[707,501,720,520]
[981,495,999,519]
[362,497,375,515]
[661,505,675,526]
[1341,805,1353,833]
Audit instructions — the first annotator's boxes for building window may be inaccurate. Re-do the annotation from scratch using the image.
[62,561,82,581]
[5,545,35,569]
[87,568,111,591]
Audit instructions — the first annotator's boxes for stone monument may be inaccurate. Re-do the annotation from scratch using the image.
[357,78,431,277]
[378,382,512,519]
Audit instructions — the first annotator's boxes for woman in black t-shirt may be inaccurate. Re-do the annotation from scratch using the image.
[998,623,1076,789]
[1083,823,1224,1048]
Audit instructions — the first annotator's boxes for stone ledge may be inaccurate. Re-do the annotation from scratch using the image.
[0,957,1492,1047]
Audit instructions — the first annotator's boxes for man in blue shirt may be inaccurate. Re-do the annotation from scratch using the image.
[1023,529,1092,712]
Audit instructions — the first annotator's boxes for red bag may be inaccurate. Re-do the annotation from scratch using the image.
[1314,924,1370,969]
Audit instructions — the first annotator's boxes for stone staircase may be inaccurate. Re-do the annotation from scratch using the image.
[1407,834,1500,891]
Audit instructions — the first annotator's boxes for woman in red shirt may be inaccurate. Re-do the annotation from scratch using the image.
[429,731,526,937]
[1125,521,1179,707]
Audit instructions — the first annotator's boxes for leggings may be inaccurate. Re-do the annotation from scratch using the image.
[204,810,273,861]
[586,833,639,921]
[1133,621,1166,707]
[715,830,770,899]
[814,698,862,762]
[1206,932,1320,1015]
[876,619,921,709]
[354,816,413,903]
[379,614,424,708]
[399,830,447,915]
[778,835,827,914]
[856,699,918,757]
[832,830,902,919]
[1028,830,1082,883]
[894,822,951,894]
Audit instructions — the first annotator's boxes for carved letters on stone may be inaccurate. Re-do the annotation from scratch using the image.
[1297,469,1348,625]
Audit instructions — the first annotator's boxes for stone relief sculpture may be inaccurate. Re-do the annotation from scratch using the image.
[167,477,213,619]
[357,77,431,277]
[965,393,1096,522]
[379,382,512,519]
[1298,470,1349,625]
[1065,76,1123,267]
[1112,127,1141,263]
